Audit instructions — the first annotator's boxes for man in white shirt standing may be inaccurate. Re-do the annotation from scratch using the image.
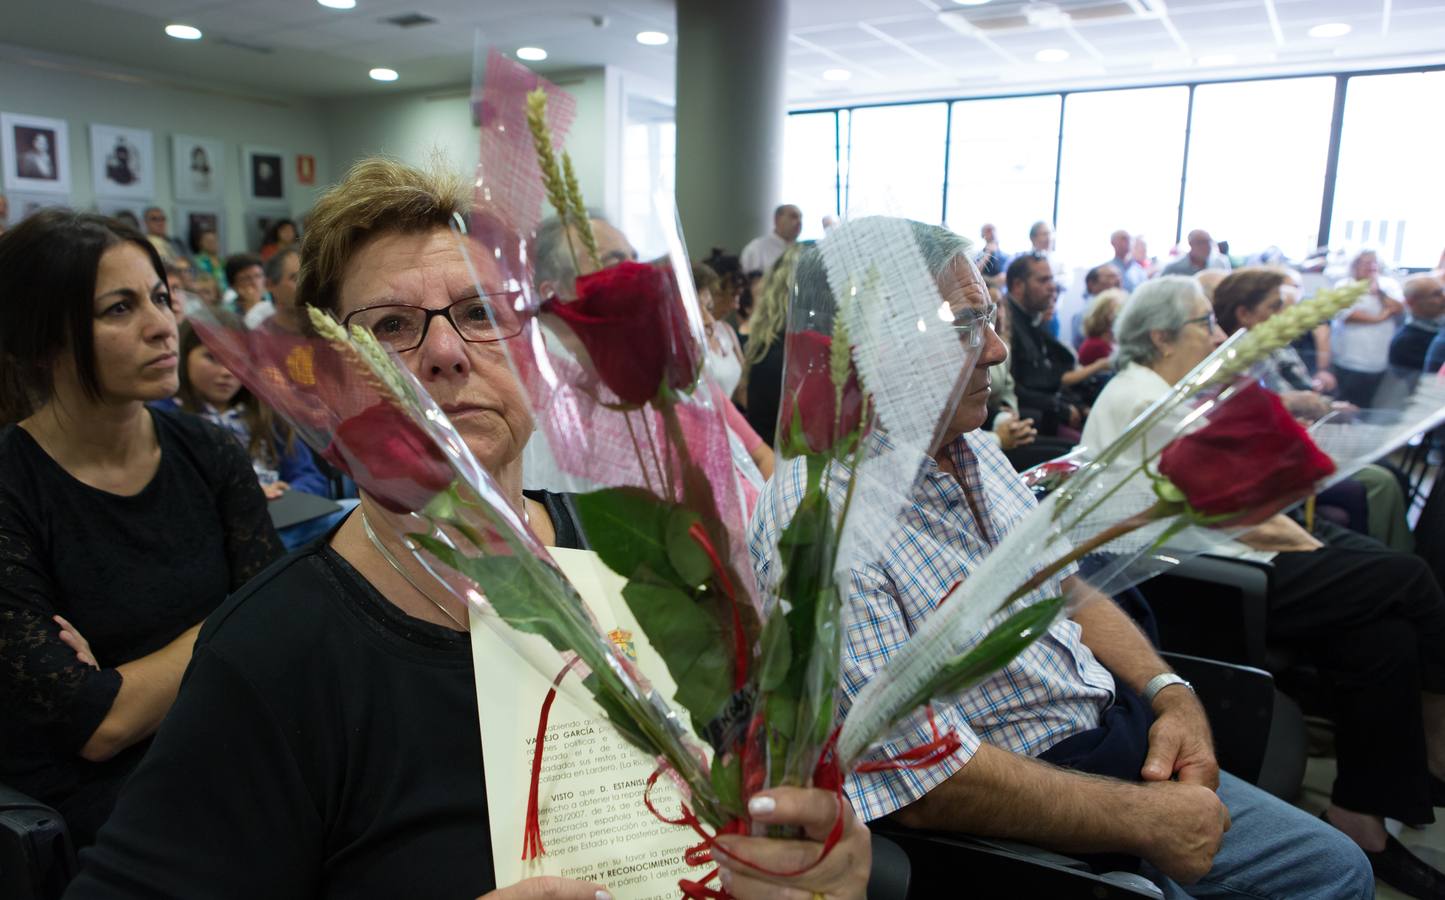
[740,204,802,276]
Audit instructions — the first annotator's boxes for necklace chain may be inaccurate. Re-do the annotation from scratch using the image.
[361,511,468,631]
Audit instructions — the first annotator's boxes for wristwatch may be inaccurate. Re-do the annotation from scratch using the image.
[1142,672,1194,705]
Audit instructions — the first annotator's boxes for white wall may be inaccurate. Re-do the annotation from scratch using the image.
[322,66,622,220]
[0,45,330,253]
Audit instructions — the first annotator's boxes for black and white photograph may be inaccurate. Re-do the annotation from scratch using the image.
[172,134,223,202]
[243,145,286,203]
[1,112,71,194]
[89,124,155,199]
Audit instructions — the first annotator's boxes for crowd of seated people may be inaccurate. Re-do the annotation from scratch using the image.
[3,180,1445,899]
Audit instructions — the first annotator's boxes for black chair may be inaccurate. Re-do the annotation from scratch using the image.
[0,783,76,900]
[867,832,911,899]
[875,828,1164,898]
[1136,555,1310,801]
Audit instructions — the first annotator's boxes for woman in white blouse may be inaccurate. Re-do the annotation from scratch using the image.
[1330,249,1404,407]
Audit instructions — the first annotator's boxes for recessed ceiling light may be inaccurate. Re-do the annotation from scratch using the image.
[317,0,356,8]
[1196,53,1236,67]
[823,68,852,81]
[369,67,399,81]
[164,24,202,40]
[1307,22,1352,38]
[952,0,991,5]
[1034,48,1070,63]
[516,46,548,61]
[636,31,669,46]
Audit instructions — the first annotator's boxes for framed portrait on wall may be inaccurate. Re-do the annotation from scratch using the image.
[243,145,286,204]
[90,124,155,200]
[177,206,225,255]
[1,112,72,194]
[3,192,71,227]
[172,134,224,202]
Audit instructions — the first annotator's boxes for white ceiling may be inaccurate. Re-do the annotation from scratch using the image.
[3,0,1444,105]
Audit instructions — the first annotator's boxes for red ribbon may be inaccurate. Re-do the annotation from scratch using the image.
[688,521,748,690]
[522,660,578,860]
[855,706,963,774]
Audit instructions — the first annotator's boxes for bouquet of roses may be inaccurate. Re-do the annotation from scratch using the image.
[834,279,1445,768]
[453,53,991,887]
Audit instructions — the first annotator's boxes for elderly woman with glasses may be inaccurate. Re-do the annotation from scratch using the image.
[1079,276,1225,452]
[1082,275,1445,898]
[66,159,873,900]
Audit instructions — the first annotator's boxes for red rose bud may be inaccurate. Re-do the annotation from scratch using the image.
[541,261,700,407]
[322,401,455,514]
[1157,382,1335,523]
[778,330,867,456]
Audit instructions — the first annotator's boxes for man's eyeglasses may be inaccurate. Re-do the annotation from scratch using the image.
[342,292,525,353]
[1182,312,1218,331]
[950,302,997,348]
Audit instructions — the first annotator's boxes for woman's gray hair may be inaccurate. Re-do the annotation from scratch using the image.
[1113,275,1205,369]
[792,217,971,330]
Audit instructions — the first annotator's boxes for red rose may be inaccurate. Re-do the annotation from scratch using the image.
[1157,383,1335,523]
[778,330,867,456]
[322,402,455,514]
[540,261,700,407]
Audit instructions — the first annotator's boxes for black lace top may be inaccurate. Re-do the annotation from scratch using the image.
[0,406,282,817]
[66,492,583,899]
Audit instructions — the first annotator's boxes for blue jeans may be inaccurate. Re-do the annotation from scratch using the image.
[1144,772,1373,900]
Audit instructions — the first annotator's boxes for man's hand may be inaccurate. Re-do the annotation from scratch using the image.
[1142,686,1219,789]
[1132,781,1230,884]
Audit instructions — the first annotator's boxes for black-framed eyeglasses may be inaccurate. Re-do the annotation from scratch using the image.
[951,302,998,349]
[342,292,525,352]
[1182,312,1218,331]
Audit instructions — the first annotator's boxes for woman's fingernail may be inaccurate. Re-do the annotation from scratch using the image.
[748,795,776,815]
[596,891,613,900]
[717,868,733,889]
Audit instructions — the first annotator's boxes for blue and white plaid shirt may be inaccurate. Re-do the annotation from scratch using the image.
[749,431,1115,823]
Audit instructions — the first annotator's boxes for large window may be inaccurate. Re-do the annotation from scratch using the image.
[783,66,1445,274]
[944,95,1061,253]
[1330,70,1445,269]
[1181,77,1335,260]
[783,111,840,242]
[1054,86,1190,267]
[619,95,675,260]
[843,103,949,223]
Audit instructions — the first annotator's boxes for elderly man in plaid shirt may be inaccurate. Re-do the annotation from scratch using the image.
[749,235,1372,900]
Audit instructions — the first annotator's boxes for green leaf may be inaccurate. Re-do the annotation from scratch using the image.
[765,691,798,740]
[573,487,676,584]
[412,535,573,649]
[621,582,731,725]
[1152,477,1186,505]
[664,506,712,588]
[584,672,650,753]
[756,612,792,692]
[901,595,1067,717]
[710,752,743,817]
